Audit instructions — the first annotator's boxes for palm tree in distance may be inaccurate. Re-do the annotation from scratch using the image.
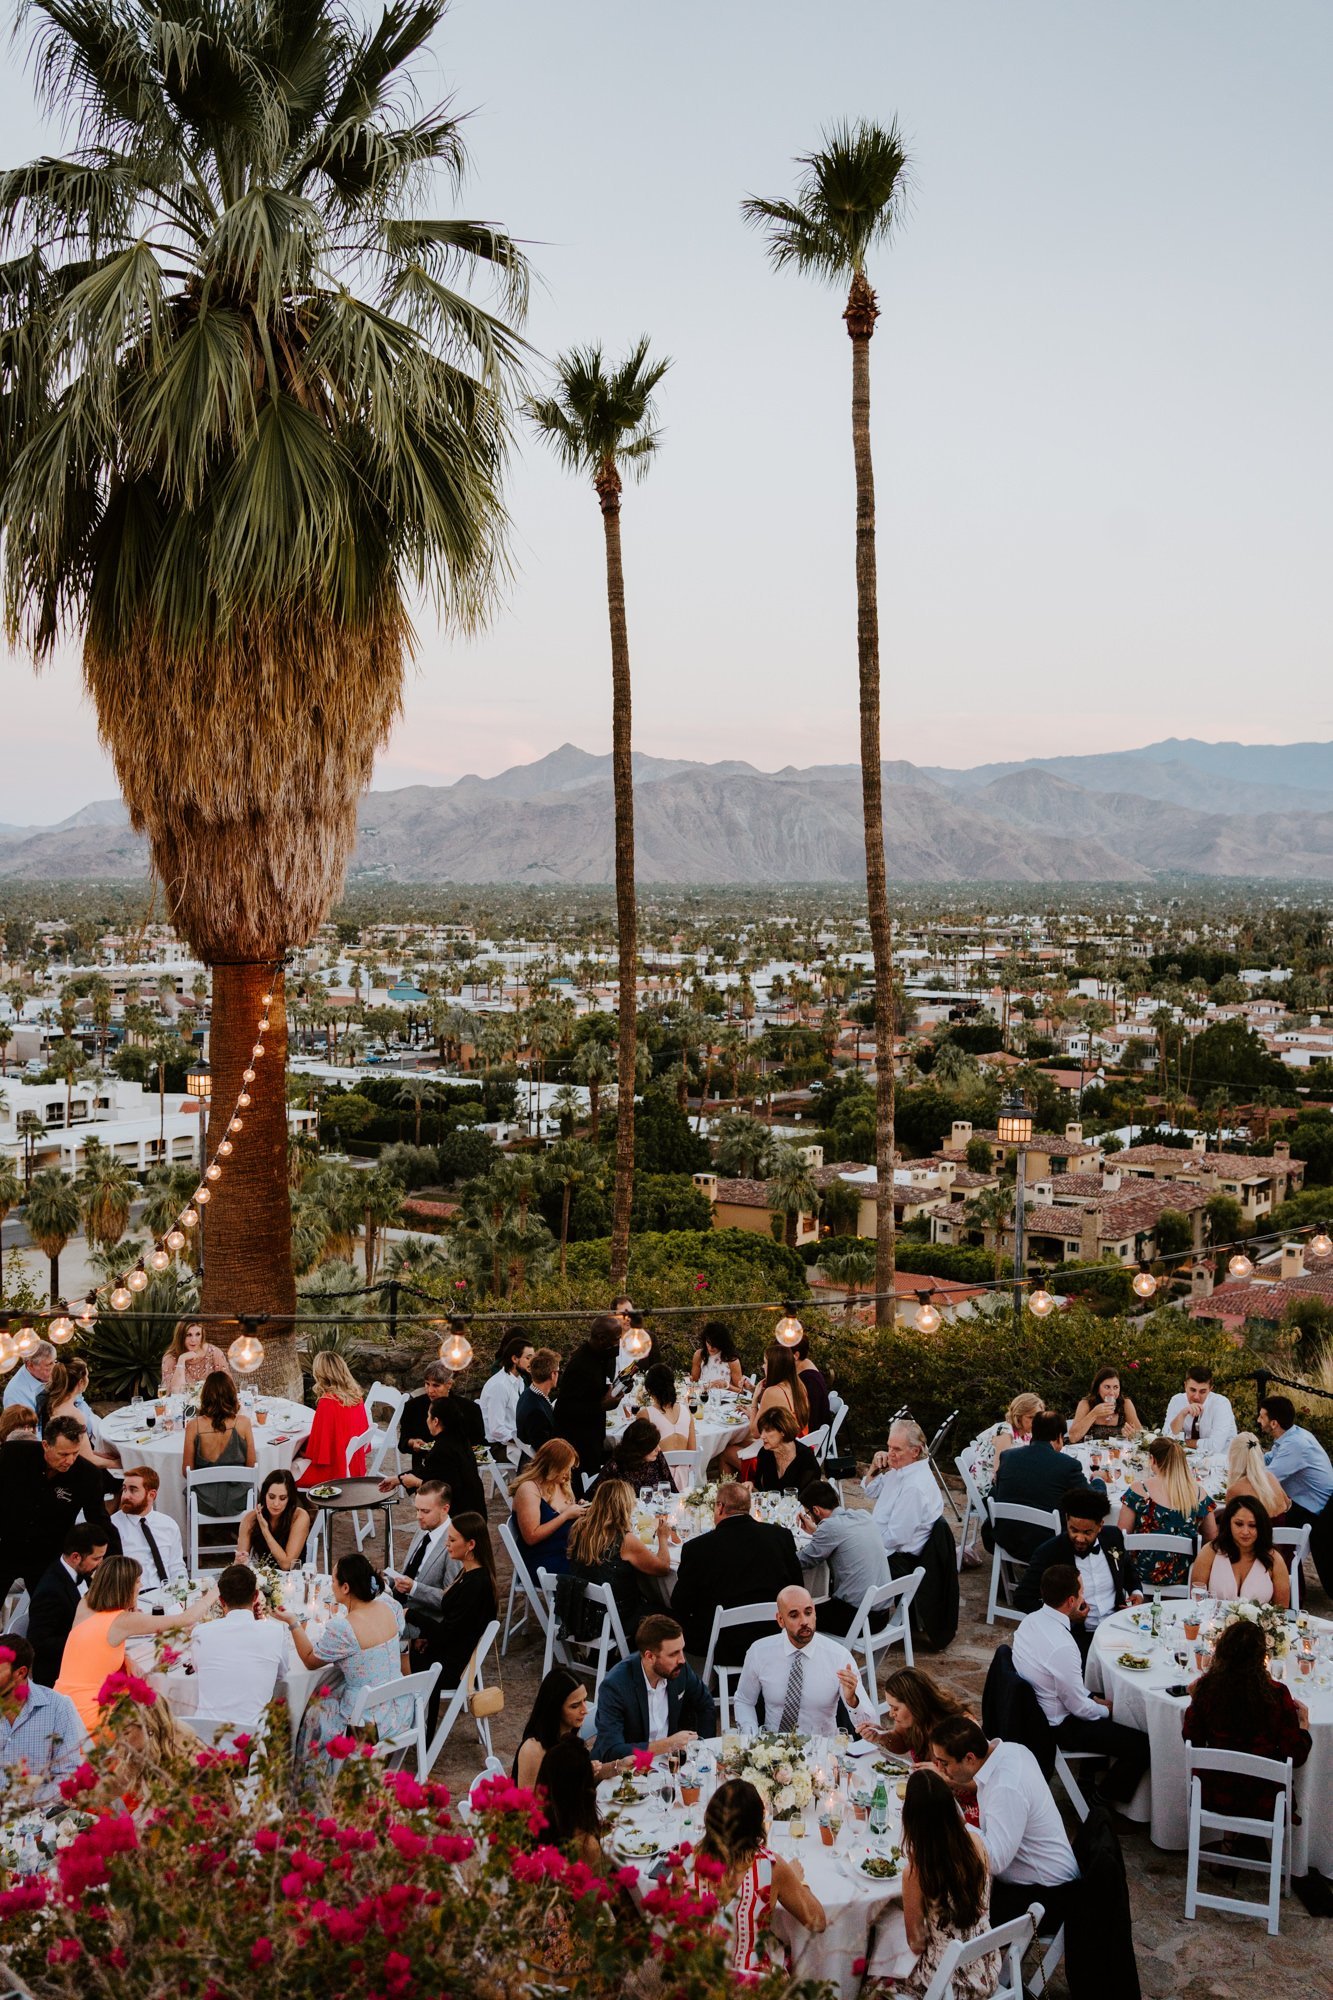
[0,0,527,1391]
[23,1168,82,1305]
[744,120,912,1324]
[530,340,671,1291]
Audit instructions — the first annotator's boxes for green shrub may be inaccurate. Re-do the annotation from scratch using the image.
[1050,1260,1136,1315]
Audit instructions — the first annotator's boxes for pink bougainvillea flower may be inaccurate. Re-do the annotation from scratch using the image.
[95,1669,156,1709]
[250,1940,274,1967]
[325,1734,356,1759]
[631,1749,656,1774]
[253,1828,282,1853]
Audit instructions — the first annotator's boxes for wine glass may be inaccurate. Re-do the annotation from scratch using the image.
[145,1414,156,1432]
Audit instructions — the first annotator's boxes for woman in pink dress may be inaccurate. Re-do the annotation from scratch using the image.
[297,1352,369,1488]
[1189,1497,1290,1607]
[694,1779,826,1973]
[160,1320,231,1395]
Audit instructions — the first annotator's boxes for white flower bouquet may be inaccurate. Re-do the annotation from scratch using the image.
[718,1730,815,1820]
[1215,1599,1293,1656]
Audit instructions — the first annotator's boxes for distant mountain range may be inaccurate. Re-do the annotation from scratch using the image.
[4,738,1333,884]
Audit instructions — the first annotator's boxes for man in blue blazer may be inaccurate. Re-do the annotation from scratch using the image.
[593,1613,717,1760]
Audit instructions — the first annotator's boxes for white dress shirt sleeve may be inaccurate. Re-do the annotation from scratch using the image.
[734,1642,765,1733]
[479,1372,518,1446]
[978,1767,1029,1879]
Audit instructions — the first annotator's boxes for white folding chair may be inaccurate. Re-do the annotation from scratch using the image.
[497,1518,550,1654]
[482,1453,514,1507]
[803,1422,831,1463]
[1123,1532,1196,1598]
[920,1900,1043,2000]
[2,1589,29,1637]
[186,1466,259,1572]
[300,1507,329,1571]
[985,1503,1060,1624]
[540,1573,631,1692]
[953,1453,990,1571]
[701,1601,776,1730]
[663,1444,712,1492]
[924,1410,962,1521]
[1274,1524,1312,1612]
[421,1619,502,1776]
[364,1379,405,1469]
[350,1662,443,1775]
[825,1394,849,1459]
[1185,1746,1292,1935]
[843,1569,923,1708]
[345,1421,400,1556]
[1053,1747,1099,1823]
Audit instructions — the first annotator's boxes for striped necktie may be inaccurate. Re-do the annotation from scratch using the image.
[778,1647,805,1732]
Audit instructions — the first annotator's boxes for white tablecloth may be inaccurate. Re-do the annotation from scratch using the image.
[100,1395,312,1532]
[626,1493,829,1608]
[136,1572,334,1742]
[610,1388,753,1473]
[1088,1604,1333,1872]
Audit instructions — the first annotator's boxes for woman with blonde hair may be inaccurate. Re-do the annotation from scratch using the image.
[567,1476,672,1630]
[510,1439,585,1578]
[964,1392,1043,1497]
[1225,1431,1289,1523]
[297,1351,369,1489]
[1119,1434,1217,1586]
[37,1357,118,1468]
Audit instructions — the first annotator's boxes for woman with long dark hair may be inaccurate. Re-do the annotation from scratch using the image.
[275,1551,410,1757]
[182,1370,255,1520]
[1190,1496,1290,1606]
[1068,1366,1141,1444]
[693,1778,826,1971]
[1183,1619,1311,1820]
[596,1415,675,1497]
[898,1768,998,1998]
[750,1344,809,1434]
[690,1321,744,1391]
[237,1469,313,1571]
[427,1512,498,1692]
[536,1735,605,1863]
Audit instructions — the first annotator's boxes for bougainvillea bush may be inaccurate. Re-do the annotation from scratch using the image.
[0,1683,825,2000]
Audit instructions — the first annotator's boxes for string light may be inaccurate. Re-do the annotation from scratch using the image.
[181,1206,199,1229]
[194,1187,211,1205]
[150,1245,171,1272]
[15,1324,40,1358]
[1029,1287,1055,1318]
[1132,1264,1158,1300]
[48,1313,74,1344]
[109,1283,132,1311]
[165,1228,186,1254]
[237,1093,252,1108]
[217,1140,233,1158]
[126,1264,149,1294]
[622,1320,652,1360]
[774,1303,804,1347]
[77,1296,96,1328]
[228,1118,243,1134]
[915,1292,941,1335]
[205,1163,222,1181]
[439,1316,474,1370]
[0,1329,16,1370]
[228,1332,264,1375]
[1310,1226,1332,1259]
[1228,1251,1254,1279]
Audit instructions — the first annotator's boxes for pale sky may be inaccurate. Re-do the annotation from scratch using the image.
[3,0,1331,822]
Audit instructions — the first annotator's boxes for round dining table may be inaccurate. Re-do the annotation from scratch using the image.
[626,1491,830,1607]
[100,1392,312,1532]
[1087,1602,1333,1874]
[134,1569,332,1743]
[609,1382,754,1474]
[1065,1438,1229,1507]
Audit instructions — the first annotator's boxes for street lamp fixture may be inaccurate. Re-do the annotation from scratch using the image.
[998,1093,1034,1325]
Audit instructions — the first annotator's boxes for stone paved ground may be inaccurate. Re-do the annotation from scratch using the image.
[358,1473,1333,1996]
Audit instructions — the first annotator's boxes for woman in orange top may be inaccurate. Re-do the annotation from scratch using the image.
[297,1352,369,1488]
[55,1557,215,1733]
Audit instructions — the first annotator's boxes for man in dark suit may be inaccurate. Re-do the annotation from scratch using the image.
[593,1613,717,1760]
[990,1413,1102,1562]
[516,1349,560,1455]
[397,1362,483,1483]
[553,1315,623,1477]
[26,1524,110,1687]
[0,1420,117,1602]
[671,1482,802,1662]
[1014,1487,1144,1645]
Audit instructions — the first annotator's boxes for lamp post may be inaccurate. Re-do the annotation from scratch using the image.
[186,1060,211,1279]
[997,1092,1034,1327]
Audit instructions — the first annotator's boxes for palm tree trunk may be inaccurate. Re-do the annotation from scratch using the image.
[846,272,896,1324]
[203,963,299,1395]
[49,1251,60,1304]
[599,467,637,1292]
[560,1184,572,1275]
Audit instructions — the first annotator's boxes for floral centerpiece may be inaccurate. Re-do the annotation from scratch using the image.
[1214,1600,1296,1656]
[717,1730,815,1820]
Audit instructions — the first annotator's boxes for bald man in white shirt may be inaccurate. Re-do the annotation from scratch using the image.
[734,1586,875,1737]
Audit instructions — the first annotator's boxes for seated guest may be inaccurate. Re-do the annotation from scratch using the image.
[1014,1487,1144,1632]
[592,1613,716,1760]
[791,1334,831,1435]
[389,1389,487,1517]
[1067,1366,1142,1444]
[0,1417,118,1605]
[275,1552,410,1758]
[113,1464,187,1587]
[479,1330,533,1460]
[2,1339,55,1415]
[690,1321,745,1392]
[389,1482,458,1645]
[1224,1432,1289,1524]
[965,1393,1044,1500]
[1259,1393,1333,1593]
[1118,1436,1216,1587]
[672,1481,802,1660]
[1182,1618,1312,1819]
[416,1513,497,1728]
[796,1480,890,1635]
[1190,1496,1290,1606]
[297,1352,369,1489]
[1011,1564,1150,1803]
[0,1405,39,1446]
[56,1556,214,1734]
[182,1371,256,1525]
[596,1415,675,1498]
[516,1348,561,1454]
[991,1412,1094,1561]
[929,1716,1081,1931]
[640,1363,696,1452]
[514,1666,628,1789]
[754,1408,822,1497]
[857,1668,981,1826]
[898,1768,999,1999]
[510,1440,585,1578]
[0,1636,86,1802]
[552,1314,623,1475]
[567,1479,671,1637]
[26,1524,109,1688]
[36,1358,115,1467]
[749,1344,809,1434]
[102,1694,195,1817]
[159,1319,230,1395]
[734,1586,875,1736]
[864,1420,945,1570]
[1165,1366,1237,1449]
[536,1735,607,1868]
[188,1562,289,1738]
[237,1469,314,1573]
[693,1778,827,1971]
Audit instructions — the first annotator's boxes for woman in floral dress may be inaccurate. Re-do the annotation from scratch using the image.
[275,1552,411,1756]
[895,1769,999,1999]
[1118,1436,1216,1587]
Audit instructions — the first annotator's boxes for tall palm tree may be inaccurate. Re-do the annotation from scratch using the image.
[76,1140,140,1255]
[0,1154,23,1293]
[23,1167,82,1304]
[0,0,527,1390]
[744,120,911,1324]
[529,340,670,1291]
[360,1166,403,1283]
[572,1039,616,1142]
[767,1143,819,1249]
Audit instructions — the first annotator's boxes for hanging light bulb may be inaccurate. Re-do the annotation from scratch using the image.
[194,1186,211,1206]
[15,1324,40,1358]
[1132,1265,1158,1300]
[242,1068,256,1084]
[0,1329,17,1371]
[181,1206,200,1229]
[48,1314,75,1344]
[915,1293,942,1335]
[1228,1251,1253,1279]
[251,1043,265,1060]
[773,1303,804,1347]
[126,1264,149,1293]
[258,1016,271,1033]
[1310,1225,1332,1259]
[237,1092,252,1109]
[217,1140,234,1158]
[150,1244,171,1272]
[165,1228,186,1254]
[1029,1286,1055,1318]
[77,1296,97,1327]
[109,1284,132,1311]
[205,1163,222,1182]
[261,991,274,1007]
[229,1117,244,1134]
[228,1332,264,1376]
[623,1320,652,1360]
[438,1317,474,1371]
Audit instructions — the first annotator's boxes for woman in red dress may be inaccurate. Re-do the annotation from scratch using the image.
[297,1352,369,1487]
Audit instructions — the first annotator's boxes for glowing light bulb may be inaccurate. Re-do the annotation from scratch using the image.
[242,1068,256,1084]
[109,1285,132,1311]
[205,1163,222,1181]
[258,1016,271,1032]
[217,1140,233,1157]
[916,1300,941,1334]
[77,1297,97,1327]
[15,1324,40,1358]
[251,1043,265,1059]
[1029,1288,1055,1318]
[773,1311,804,1348]
[261,991,274,1007]
[1228,1252,1253,1279]
[229,1118,244,1134]
[1310,1228,1332,1259]
[126,1265,149,1293]
[150,1246,170,1272]
[623,1324,652,1360]
[194,1186,211,1205]
[237,1093,252,1109]
[0,1330,16,1371]
[228,1333,264,1376]
[49,1315,74,1344]
[165,1228,186,1253]
[439,1328,474,1371]
[181,1207,200,1229]
[1132,1268,1158,1299]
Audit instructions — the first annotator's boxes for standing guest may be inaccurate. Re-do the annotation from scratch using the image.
[1118,1435,1217,1587]
[553,1313,623,1476]
[857,1669,981,1825]
[398,1360,475,1481]
[596,1415,676,1498]
[1165,1366,1237,1449]
[1224,1432,1289,1524]
[734,1586,875,1736]
[897,1767,999,1999]
[864,1420,945,1570]
[567,1479,672,1634]
[188,1563,289,1738]
[479,1330,534,1460]
[964,1394,1044,1501]
[749,1345,809,1434]
[35,1358,113,1465]
[182,1371,256,1524]
[159,1320,230,1395]
[1011,1565,1151,1802]
[0,1405,39,1446]
[1259,1393,1333,1593]
[592,1613,716,1760]
[1014,1487,1144,1630]
[113,1465,187,1587]
[753,1409,822,1497]
[1182,1618,1312,1818]
[1189,1497,1290,1606]
[0,1418,117,1601]
[0,1637,87,1803]
[693,1778,827,1972]
[929,1718,1081,1931]
[26,1524,109,1687]
[514,1667,630,1789]
[275,1552,410,1758]
[2,1339,55,1414]
[510,1440,586,1579]
[690,1321,745,1392]
[56,1557,214,1733]
[413,1513,497,1728]
[990,1413,1094,1561]
[791,1333,831,1435]
[296,1352,369,1488]
[796,1480,890,1636]
[1067,1366,1142,1444]
[388,1380,486,1516]
[237,1469,314,1573]
[640,1363,696,1451]
[516,1348,561,1454]
[672,1481,802,1661]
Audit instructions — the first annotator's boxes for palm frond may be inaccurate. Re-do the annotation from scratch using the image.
[528,335,670,483]
[742,117,912,283]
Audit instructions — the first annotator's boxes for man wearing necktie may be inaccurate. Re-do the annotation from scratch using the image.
[113,1467,186,1587]
[734,1586,874,1737]
[389,1483,458,1653]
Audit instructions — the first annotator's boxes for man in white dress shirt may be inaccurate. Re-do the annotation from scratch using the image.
[1011,1565,1150,1802]
[113,1466,187,1587]
[930,1715,1080,1929]
[188,1564,288,1741]
[1164,1366,1236,1449]
[734,1586,875,1736]
[862,1421,943,1570]
[478,1334,534,1461]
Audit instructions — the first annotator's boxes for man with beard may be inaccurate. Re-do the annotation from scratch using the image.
[592,1614,716,1760]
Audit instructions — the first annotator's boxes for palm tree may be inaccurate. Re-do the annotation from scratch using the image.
[542,1138,605,1276]
[530,340,671,1291]
[0,1021,14,1074]
[572,1040,616,1142]
[0,0,527,1390]
[767,1143,819,1249]
[0,1154,23,1293]
[395,1077,437,1149]
[23,1167,82,1304]
[744,120,911,1324]
[15,1110,46,1185]
[76,1140,140,1254]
